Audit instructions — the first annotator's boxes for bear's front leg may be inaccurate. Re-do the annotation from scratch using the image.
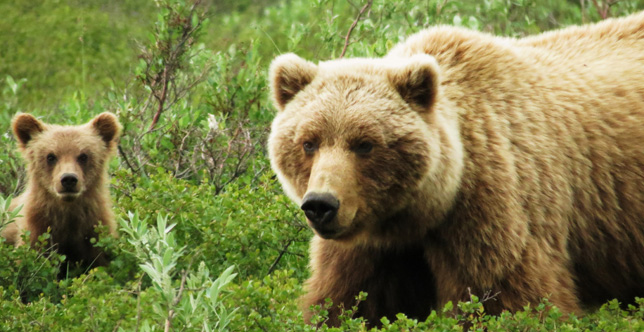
[302,237,436,327]
[301,237,375,327]
[431,237,582,315]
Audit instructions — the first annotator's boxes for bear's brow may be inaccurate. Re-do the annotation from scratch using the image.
[41,131,100,153]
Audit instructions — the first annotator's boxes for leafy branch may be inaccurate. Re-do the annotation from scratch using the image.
[136,0,209,131]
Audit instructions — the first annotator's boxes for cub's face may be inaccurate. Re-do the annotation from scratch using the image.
[12,113,121,202]
[268,54,445,244]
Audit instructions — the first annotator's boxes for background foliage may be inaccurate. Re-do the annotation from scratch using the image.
[1,0,643,330]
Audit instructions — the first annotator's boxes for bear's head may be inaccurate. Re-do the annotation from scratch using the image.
[268,54,463,246]
[12,112,122,202]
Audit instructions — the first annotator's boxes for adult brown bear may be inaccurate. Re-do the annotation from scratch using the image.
[268,12,644,326]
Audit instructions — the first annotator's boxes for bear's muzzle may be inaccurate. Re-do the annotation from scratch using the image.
[301,192,340,238]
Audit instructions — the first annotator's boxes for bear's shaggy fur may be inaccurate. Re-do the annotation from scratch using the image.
[268,12,644,326]
[1,113,121,267]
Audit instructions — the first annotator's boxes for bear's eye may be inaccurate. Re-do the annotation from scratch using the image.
[46,153,57,165]
[77,153,89,164]
[303,141,317,154]
[353,141,373,155]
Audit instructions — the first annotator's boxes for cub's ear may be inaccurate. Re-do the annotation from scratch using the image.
[12,113,45,148]
[387,54,440,112]
[90,112,122,147]
[269,53,318,111]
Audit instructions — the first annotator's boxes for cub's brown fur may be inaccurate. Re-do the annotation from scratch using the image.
[2,113,121,267]
[268,12,644,326]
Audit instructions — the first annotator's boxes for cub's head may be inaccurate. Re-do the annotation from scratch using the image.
[268,53,462,245]
[12,112,122,202]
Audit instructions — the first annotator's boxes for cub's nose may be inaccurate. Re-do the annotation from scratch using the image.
[60,173,78,191]
[301,193,340,226]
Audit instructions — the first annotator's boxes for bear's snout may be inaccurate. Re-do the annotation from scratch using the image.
[60,173,79,192]
[301,192,340,237]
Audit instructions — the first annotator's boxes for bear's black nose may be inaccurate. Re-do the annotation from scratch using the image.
[301,193,340,226]
[61,173,78,190]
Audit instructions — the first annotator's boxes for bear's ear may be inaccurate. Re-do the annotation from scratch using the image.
[269,53,318,111]
[387,54,440,112]
[12,113,45,148]
[90,112,122,147]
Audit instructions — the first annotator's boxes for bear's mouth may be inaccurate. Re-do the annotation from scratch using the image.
[306,208,362,241]
[310,221,360,240]
[57,190,81,201]
[313,226,341,239]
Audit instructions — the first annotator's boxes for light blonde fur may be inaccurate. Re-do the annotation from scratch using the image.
[269,12,644,326]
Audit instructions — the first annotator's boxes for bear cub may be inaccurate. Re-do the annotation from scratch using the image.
[1,112,121,268]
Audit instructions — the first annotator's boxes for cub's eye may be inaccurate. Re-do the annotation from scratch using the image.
[303,141,317,154]
[46,153,57,165]
[78,153,89,164]
[354,141,373,155]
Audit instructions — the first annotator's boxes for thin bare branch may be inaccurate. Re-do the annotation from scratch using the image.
[135,277,143,332]
[164,269,189,332]
[148,67,169,131]
[591,0,620,19]
[436,0,449,16]
[339,0,373,58]
[118,144,136,173]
